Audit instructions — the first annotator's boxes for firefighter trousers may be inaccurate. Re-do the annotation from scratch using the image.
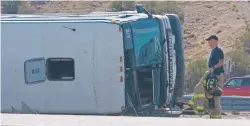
[188,71,224,119]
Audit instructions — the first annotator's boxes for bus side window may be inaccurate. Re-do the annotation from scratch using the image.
[46,58,75,81]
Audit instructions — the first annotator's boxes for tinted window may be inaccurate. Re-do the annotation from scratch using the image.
[130,18,162,67]
[46,58,75,81]
[241,78,250,86]
[225,78,242,87]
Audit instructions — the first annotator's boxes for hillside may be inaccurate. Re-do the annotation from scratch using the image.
[178,1,250,60]
[2,1,250,60]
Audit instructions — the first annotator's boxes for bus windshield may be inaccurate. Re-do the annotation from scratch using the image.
[130,18,162,67]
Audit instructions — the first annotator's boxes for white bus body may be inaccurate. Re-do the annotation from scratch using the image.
[1,19,125,114]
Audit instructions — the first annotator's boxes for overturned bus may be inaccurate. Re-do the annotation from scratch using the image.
[1,5,185,115]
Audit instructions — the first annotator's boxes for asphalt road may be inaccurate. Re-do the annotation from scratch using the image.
[2,113,250,126]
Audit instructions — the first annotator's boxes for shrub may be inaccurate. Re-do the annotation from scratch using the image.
[226,22,250,77]
[1,1,34,14]
[185,58,207,93]
[110,1,185,23]
[1,1,21,14]
[154,1,184,23]
[111,1,136,11]
[139,1,184,23]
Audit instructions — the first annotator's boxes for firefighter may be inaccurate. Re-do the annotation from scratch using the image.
[187,35,225,119]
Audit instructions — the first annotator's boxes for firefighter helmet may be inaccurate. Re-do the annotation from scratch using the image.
[204,73,218,92]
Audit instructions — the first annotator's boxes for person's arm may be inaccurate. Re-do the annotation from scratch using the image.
[212,49,224,69]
